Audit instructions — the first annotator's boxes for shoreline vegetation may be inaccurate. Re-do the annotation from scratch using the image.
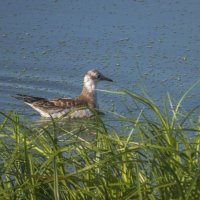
[0,89,200,200]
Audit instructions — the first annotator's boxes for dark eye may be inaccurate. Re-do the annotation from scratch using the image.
[97,74,101,79]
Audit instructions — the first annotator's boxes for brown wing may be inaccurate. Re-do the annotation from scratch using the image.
[31,97,88,113]
[13,94,47,103]
[49,98,77,108]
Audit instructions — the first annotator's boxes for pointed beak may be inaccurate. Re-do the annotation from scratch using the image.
[100,75,113,82]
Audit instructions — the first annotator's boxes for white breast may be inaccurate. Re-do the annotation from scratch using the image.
[69,109,92,118]
[51,108,92,118]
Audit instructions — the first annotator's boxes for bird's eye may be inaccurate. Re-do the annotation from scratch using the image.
[97,74,101,79]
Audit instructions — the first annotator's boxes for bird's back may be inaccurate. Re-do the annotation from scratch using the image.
[13,94,92,118]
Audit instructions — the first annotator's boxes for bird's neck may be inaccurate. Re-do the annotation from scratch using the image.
[79,79,97,108]
[82,78,96,94]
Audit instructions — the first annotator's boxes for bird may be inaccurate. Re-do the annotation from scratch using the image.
[13,69,113,118]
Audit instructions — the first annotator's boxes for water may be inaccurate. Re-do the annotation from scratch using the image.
[1,0,200,121]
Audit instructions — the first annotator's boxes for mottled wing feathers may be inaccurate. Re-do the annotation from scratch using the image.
[14,93,92,118]
[49,98,76,108]
[14,94,88,114]
[13,94,47,103]
[32,97,86,109]
[36,98,80,116]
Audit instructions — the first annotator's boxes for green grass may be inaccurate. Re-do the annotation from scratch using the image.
[0,90,200,200]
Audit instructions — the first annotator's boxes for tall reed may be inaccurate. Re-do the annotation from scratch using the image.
[0,89,199,199]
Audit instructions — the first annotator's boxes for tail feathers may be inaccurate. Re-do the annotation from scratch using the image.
[13,94,46,103]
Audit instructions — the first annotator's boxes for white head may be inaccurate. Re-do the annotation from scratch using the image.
[83,69,113,93]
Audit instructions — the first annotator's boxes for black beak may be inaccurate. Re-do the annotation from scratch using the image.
[100,75,113,82]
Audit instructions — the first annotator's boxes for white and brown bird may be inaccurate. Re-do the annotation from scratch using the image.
[14,69,113,118]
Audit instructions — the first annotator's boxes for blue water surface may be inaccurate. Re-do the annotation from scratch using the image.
[0,0,200,120]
